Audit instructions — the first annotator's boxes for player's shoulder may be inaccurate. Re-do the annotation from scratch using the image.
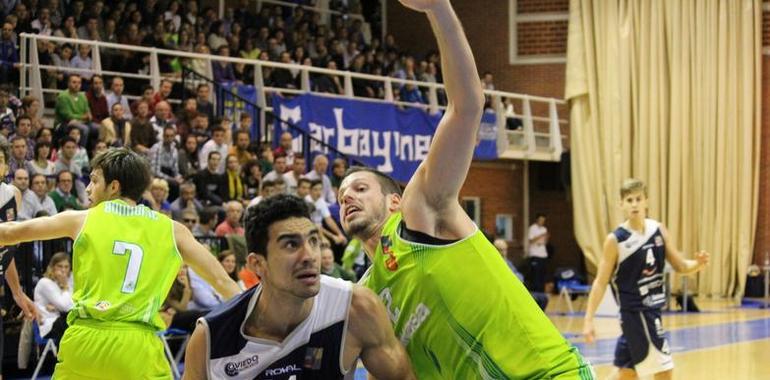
[348,284,382,320]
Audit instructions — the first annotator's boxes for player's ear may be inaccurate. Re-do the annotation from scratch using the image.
[109,179,121,196]
[247,252,267,278]
[386,193,401,212]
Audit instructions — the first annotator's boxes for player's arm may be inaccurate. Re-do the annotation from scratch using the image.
[582,234,619,343]
[0,210,86,245]
[174,221,241,300]
[399,0,485,236]
[660,224,709,275]
[348,285,416,380]
[6,258,38,320]
[182,324,207,380]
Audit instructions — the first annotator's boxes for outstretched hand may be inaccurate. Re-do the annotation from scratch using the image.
[13,292,39,321]
[695,251,710,268]
[582,319,596,344]
[398,0,446,13]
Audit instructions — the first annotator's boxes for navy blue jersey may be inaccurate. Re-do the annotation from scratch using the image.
[200,275,353,379]
[0,183,16,278]
[611,219,667,311]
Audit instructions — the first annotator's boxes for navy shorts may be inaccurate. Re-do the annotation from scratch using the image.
[613,309,674,376]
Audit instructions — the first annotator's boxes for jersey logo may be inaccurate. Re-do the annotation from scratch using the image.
[224,355,259,377]
[303,347,324,370]
[380,236,398,271]
[94,301,111,312]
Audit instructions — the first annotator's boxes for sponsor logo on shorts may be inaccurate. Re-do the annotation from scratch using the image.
[224,355,259,377]
[94,301,111,311]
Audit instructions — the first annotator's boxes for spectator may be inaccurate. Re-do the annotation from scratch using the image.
[217,250,244,290]
[207,21,228,51]
[54,74,96,146]
[273,131,295,165]
[494,238,524,282]
[33,252,74,348]
[268,51,296,89]
[54,136,83,178]
[30,7,53,35]
[212,45,237,83]
[223,154,244,202]
[194,151,227,206]
[527,213,549,292]
[282,155,306,195]
[51,43,74,87]
[21,173,57,220]
[106,76,132,120]
[12,115,34,158]
[53,15,77,39]
[215,200,244,237]
[307,179,346,245]
[159,266,207,332]
[100,103,131,147]
[86,74,109,123]
[131,85,155,116]
[65,127,89,173]
[330,157,347,192]
[179,208,199,232]
[304,154,335,204]
[128,100,156,155]
[175,98,198,138]
[146,177,171,215]
[192,206,219,237]
[20,96,44,135]
[195,83,214,123]
[149,125,183,197]
[241,159,262,200]
[187,266,223,311]
[152,79,174,108]
[0,22,18,87]
[178,134,200,179]
[150,101,176,143]
[76,15,100,40]
[8,135,32,175]
[12,167,29,212]
[0,87,13,137]
[48,170,82,211]
[197,126,229,174]
[228,129,252,165]
[247,179,275,208]
[170,182,203,220]
[320,245,356,281]
[29,141,55,177]
[70,44,93,81]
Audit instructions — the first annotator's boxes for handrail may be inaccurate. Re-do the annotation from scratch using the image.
[256,0,365,21]
[20,33,566,161]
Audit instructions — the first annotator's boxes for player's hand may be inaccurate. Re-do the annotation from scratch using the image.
[13,292,39,321]
[398,0,446,13]
[582,319,595,344]
[695,251,710,268]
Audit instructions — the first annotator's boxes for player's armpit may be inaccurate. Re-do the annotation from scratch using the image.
[182,325,208,380]
[0,210,86,246]
[349,285,416,380]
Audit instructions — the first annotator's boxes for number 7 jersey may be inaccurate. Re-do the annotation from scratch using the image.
[69,199,182,331]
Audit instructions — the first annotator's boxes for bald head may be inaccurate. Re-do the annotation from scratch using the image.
[13,168,29,191]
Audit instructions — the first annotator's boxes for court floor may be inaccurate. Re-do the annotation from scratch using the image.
[549,297,770,379]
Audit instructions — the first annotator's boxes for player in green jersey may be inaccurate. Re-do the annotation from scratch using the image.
[337,1,595,379]
[0,148,241,379]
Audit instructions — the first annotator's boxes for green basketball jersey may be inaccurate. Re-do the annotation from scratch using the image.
[69,200,182,331]
[360,212,594,380]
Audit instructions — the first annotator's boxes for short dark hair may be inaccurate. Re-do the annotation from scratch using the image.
[245,194,312,257]
[16,114,31,125]
[343,166,402,196]
[309,179,322,189]
[208,151,221,160]
[90,147,152,202]
[298,177,311,187]
[199,206,219,225]
[59,136,77,148]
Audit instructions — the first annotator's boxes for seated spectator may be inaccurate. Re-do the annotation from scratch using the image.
[0,22,18,88]
[268,51,296,89]
[213,45,237,83]
[187,267,223,311]
[307,180,347,245]
[189,113,211,145]
[13,168,31,218]
[12,115,35,159]
[152,79,174,109]
[241,159,262,201]
[106,76,133,120]
[149,125,183,198]
[195,83,214,123]
[160,266,207,332]
[175,98,198,138]
[246,179,275,208]
[54,137,82,177]
[313,60,343,94]
[273,131,295,165]
[179,208,199,232]
[150,101,176,142]
[296,177,312,199]
[283,155,306,195]
[65,127,90,173]
[29,142,55,178]
[54,74,97,146]
[178,134,200,179]
[8,136,33,175]
[85,74,109,123]
[194,151,227,206]
[129,100,156,155]
[228,130,252,166]
[130,85,156,117]
[218,250,244,290]
[34,252,74,348]
[100,103,131,147]
[215,200,244,237]
[31,7,53,36]
[321,245,356,281]
[262,153,287,182]
[170,182,203,220]
[304,154,336,204]
[20,96,44,135]
[51,43,74,88]
[146,178,171,215]
[192,206,219,238]
[70,44,93,82]
[330,157,347,193]
[49,170,83,211]
[197,126,229,174]
[223,154,244,202]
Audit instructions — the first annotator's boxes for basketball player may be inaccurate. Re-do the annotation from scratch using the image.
[0,143,38,380]
[182,194,414,379]
[0,148,241,379]
[336,0,594,378]
[582,179,710,379]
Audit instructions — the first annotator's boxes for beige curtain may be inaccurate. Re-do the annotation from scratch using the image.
[566,0,761,297]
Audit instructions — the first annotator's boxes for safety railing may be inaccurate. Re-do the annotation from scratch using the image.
[20,33,566,161]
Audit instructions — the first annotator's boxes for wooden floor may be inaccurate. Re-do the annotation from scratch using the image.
[548,296,770,379]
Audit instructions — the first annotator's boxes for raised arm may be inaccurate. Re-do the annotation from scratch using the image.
[582,234,619,343]
[0,210,85,245]
[182,324,207,380]
[174,221,241,301]
[660,225,709,275]
[348,285,416,380]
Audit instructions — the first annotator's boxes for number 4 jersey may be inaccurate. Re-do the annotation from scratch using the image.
[611,219,667,311]
[69,199,182,331]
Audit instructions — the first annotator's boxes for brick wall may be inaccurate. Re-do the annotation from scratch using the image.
[517,0,569,13]
[516,21,568,56]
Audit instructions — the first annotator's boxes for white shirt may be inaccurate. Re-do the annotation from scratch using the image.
[306,195,330,226]
[528,224,548,258]
[303,171,336,205]
[34,277,73,337]
[198,140,229,174]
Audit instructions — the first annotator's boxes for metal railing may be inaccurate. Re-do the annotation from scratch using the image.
[19,33,566,161]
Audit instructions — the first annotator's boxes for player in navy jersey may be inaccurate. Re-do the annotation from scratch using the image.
[582,178,709,379]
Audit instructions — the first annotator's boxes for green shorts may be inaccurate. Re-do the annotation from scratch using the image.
[53,319,171,380]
